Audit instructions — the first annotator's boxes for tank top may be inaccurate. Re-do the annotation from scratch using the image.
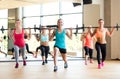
[84,33,93,49]
[13,29,25,47]
[54,29,66,49]
[40,34,49,42]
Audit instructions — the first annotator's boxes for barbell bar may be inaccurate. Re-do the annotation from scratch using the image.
[0,24,119,34]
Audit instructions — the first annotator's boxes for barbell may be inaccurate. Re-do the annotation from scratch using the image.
[1,25,57,33]
[0,24,119,34]
[1,25,37,33]
[34,24,119,32]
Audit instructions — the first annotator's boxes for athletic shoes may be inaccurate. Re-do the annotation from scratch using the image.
[98,64,101,69]
[64,63,68,68]
[54,66,58,72]
[85,61,87,65]
[90,59,94,63]
[53,63,68,72]
[23,60,26,66]
[101,62,104,67]
[45,60,48,64]
[15,63,19,68]
[34,55,37,58]
[42,61,45,65]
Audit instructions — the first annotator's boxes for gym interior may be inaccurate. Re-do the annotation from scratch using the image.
[0,0,119,79]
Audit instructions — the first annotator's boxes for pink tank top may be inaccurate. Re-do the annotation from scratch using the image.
[14,29,25,47]
[84,34,93,49]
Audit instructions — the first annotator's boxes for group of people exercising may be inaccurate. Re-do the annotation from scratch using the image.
[81,19,114,69]
[2,18,114,72]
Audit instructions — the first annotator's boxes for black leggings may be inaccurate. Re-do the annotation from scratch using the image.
[25,43,34,55]
[84,46,93,59]
[36,45,50,59]
[95,42,106,64]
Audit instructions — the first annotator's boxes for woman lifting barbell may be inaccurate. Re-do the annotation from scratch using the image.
[8,19,27,68]
[81,25,96,65]
[34,26,54,65]
[90,19,115,69]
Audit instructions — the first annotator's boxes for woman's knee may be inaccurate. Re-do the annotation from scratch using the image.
[54,47,59,55]
[14,45,19,52]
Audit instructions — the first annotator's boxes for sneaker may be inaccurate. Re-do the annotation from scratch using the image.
[23,60,26,66]
[64,63,68,68]
[42,61,45,65]
[45,60,48,63]
[15,63,19,68]
[34,55,37,58]
[90,59,93,63]
[54,66,58,72]
[98,64,101,69]
[101,62,104,67]
[85,61,87,65]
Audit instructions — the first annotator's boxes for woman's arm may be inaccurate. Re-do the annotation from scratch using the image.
[8,29,14,41]
[34,34,40,42]
[49,28,55,41]
[24,28,31,40]
[80,33,86,41]
[66,28,72,39]
[106,27,115,37]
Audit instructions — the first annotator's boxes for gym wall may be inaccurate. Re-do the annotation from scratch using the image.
[84,4,100,58]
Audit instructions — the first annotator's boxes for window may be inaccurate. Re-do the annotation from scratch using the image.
[41,16,59,25]
[23,4,41,17]
[0,9,8,53]
[23,17,40,33]
[61,1,82,14]
[41,2,59,15]
[22,1,83,57]
[61,14,83,33]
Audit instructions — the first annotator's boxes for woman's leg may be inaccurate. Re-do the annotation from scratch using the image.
[100,44,106,66]
[11,48,15,59]
[35,46,41,58]
[40,45,45,65]
[20,46,26,66]
[25,43,34,55]
[89,48,93,63]
[45,46,50,63]
[95,42,101,69]
[60,48,68,68]
[53,47,59,71]
[84,46,89,65]
[14,45,20,68]
[0,47,7,57]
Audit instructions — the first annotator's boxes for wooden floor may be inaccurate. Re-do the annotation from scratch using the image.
[0,58,120,79]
